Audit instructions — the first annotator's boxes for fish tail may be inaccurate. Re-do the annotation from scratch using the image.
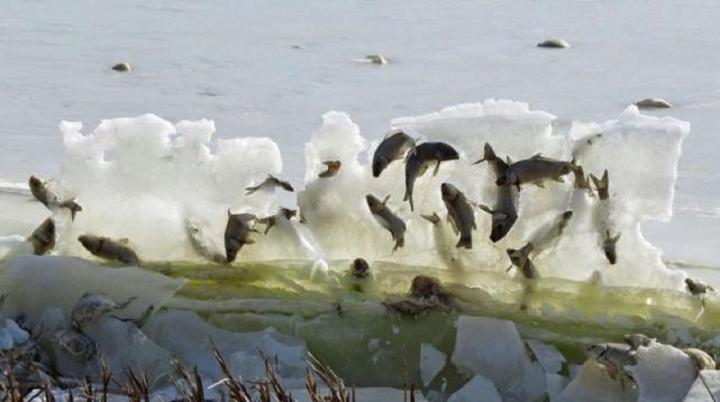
[393,236,405,252]
[456,235,472,249]
[60,199,82,221]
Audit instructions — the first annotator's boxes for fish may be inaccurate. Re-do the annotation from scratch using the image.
[404,142,459,210]
[28,218,55,255]
[224,211,258,263]
[496,155,574,189]
[28,175,83,220]
[686,278,714,296]
[409,275,451,305]
[185,219,226,264]
[623,333,655,350]
[475,144,518,242]
[441,183,476,249]
[372,130,416,177]
[351,258,370,278]
[571,165,593,192]
[366,194,406,251]
[245,175,294,195]
[319,160,341,178]
[78,235,140,265]
[257,207,297,234]
[683,348,716,371]
[506,210,573,279]
[585,343,638,383]
[591,170,621,264]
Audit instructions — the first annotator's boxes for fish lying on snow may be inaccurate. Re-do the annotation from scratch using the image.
[507,210,573,279]
[404,142,459,210]
[78,235,140,265]
[366,194,406,252]
[441,183,476,249]
[245,175,294,195]
[475,144,519,242]
[28,175,82,220]
[496,154,574,189]
[28,217,55,255]
[590,170,621,264]
[372,129,416,177]
[224,211,258,263]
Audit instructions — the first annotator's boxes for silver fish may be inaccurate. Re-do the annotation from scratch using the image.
[404,142,459,211]
[441,183,476,249]
[475,144,518,242]
[78,235,140,265]
[506,244,538,279]
[319,160,341,178]
[591,170,621,265]
[686,278,714,296]
[29,218,55,255]
[366,194,406,251]
[224,211,257,262]
[28,175,82,221]
[372,130,416,177]
[506,210,573,279]
[496,155,574,189]
[245,175,294,195]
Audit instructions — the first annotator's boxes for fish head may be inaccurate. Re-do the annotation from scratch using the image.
[77,235,97,252]
[28,175,43,191]
[506,248,528,267]
[603,232,620,265]
[584,344,606,359]
[440,183,459,201]
[489,214,512,242]
[434,143,459,161]
[352,258,370,278]
[365,194,382,211]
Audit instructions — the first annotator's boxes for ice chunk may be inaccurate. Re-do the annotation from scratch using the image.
[292,387,427,402]
[0,255,185,320]
[555,360,636,402]
[5,319,29,345]
[0,328,13,350]
[420,342,447,387]
[526,339,566,374]
[143,310,307,386]
[545,373,569,400]
[451,316,546,402]
[683,370,720,401]
[626,343,697,402]
[447,375,502,402]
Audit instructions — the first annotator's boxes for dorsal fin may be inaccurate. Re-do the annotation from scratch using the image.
[506,156,513,165]
[382,194,391,205]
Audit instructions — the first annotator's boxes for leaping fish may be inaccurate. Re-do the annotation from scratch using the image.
[590,170,621,265]
[245,175,294,195]
[319,160,341,178]
[475,144,519,242]
[372,130,416,177]
[441,183,476,249]
[366,194,406,251]
[496,155,574,190]
[224,211,258,263]
[28,175,82,221]
[78,235,140,265]
[506,210,573,279]
[404,142,459,211]
[29,217,56,255]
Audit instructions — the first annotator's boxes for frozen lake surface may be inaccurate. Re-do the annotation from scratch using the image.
[1,0,719,266]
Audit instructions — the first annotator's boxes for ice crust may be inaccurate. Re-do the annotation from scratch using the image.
[1,100,689,289]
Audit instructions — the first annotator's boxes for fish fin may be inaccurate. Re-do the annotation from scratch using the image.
[421,213,440,224]
[472,158,485,165]
[433,161,441,176]
[477,204,494,214]
[456,236,472,249]
[393,236,404,251]
[448,216,459,235]
[530,153,542,159]
[404,146,418,163]
[382,194,391,205]
[601,169,609,188]
[506,156,513,165]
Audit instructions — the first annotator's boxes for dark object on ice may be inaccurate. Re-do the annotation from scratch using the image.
[410,275,451,305]
[686,278,714,295]
[590,169,610,200]
[404,142,459,210]
[71,292,136,328]
[602,230,621,265]
[319,160,341,178]
[29,218,56,255]
[111,62,132,72]
[366,54,388,65]
[78,235,140,265]
[351,258,370,278]
[245,175,294,195]
[441,183,476,249]
[366,194,406,252]
[372,130,416,177]
[224,211,257,263]
[28,175,82,221]
[624,333,654,350]
[634,98,672,109]
[537,38,570,48]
